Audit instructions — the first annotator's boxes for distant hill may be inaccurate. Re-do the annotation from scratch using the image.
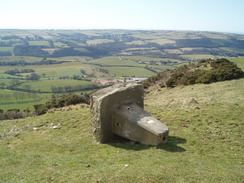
[1,29,244,112]
[0,29,244,59]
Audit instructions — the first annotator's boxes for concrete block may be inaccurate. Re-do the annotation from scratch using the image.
[90,83,168,145]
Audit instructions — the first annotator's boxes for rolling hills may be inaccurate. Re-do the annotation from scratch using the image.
[0,29,244,112]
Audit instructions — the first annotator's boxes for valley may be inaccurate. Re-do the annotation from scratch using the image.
[0,29,244,111]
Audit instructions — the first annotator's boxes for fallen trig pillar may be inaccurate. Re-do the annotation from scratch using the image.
[90,83,169,145]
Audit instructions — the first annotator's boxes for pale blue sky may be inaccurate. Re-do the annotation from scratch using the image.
[1,0,243,33]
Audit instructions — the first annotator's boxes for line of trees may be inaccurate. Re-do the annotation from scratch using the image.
[5,68,35,75]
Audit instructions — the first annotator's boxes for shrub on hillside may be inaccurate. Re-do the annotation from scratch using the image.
[34,104,48,116]
[196,59,243,84]
[0,109,26,120]
[34,94,90,115]
[143,58,244,88]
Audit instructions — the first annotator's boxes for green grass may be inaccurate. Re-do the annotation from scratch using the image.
[132,33,161,40]
[18,79,97,92]
[0,47,13,54]
[220,47,244,54]
[86,39,114,45]
[125,40,146,45]
[180,54,218,60]
[0,60,91,79]
[0,56,42,63]
[148,39,176,45]
[122,56,182,63]
[0,78,12,85]
[54,42,69,48]
[0,74,23,79]
[106,67,156,77]
[90,56,142,66]
[229,56,244,70]
[48,56,92,63]
[26,62,87,78]
[42,48,59,54]
[0,89,47,111]
[0,78,243,182]
[29,41,50,46]
[0,98,47,111]
[149,65,175,72]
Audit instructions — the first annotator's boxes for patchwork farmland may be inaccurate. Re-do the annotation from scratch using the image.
[0,29,244,111]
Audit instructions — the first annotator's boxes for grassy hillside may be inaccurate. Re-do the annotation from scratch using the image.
[0,78,243,182]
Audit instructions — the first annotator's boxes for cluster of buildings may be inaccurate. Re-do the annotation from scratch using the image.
[92,78,147,85]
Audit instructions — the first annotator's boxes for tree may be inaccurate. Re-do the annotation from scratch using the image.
[28,73,41,81]
[10,79,20,87]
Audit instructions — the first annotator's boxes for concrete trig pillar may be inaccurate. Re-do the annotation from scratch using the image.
[90,83,169,145]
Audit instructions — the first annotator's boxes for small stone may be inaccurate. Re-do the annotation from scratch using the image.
[52,126,60,129]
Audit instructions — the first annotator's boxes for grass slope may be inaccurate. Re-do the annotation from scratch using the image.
[0,79,243,182]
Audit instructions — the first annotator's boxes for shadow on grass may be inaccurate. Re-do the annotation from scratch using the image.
[109,136,186,152]
[157,136,186,152]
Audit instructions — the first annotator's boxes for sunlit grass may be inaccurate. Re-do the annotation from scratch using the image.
[0,78,243,182]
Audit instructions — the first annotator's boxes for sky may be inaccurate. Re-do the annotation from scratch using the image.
[1,0,244,33]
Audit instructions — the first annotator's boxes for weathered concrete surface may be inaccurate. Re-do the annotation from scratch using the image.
[90,83,169,145]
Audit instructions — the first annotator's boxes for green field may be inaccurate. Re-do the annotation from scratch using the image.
[42,48,59,55]
[0,56,42,63]
[0,78,243,182]
[0,78,12,85]
[0,47,13,53]
[125,40,146,45]
[148,38,176,45]
[1,28,243,112]
[220,47,244,54]
[122,56,182,63]
[0,89,46,111]
[0,98,46,111]
[86,39,114,45]
[18,79,98,92]
[48,56,92,62]
[0,56,164,110]
[105,67,155,77]
[180,54,218,60]
[25,62,87,78]
[0,54,243,111]
[90,56,142,66]
[0,62,85,78]
[229,56,244,70]
[54,42,69,48]
[0,60,102,111]
[29,41,50,46]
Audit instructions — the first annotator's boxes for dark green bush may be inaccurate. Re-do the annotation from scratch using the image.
[0,109,26,120]
[34,104,48,115]
[143,58,244,89]
[34,94,90,116]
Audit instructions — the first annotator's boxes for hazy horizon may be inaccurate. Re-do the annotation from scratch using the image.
[1,0,243,34]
